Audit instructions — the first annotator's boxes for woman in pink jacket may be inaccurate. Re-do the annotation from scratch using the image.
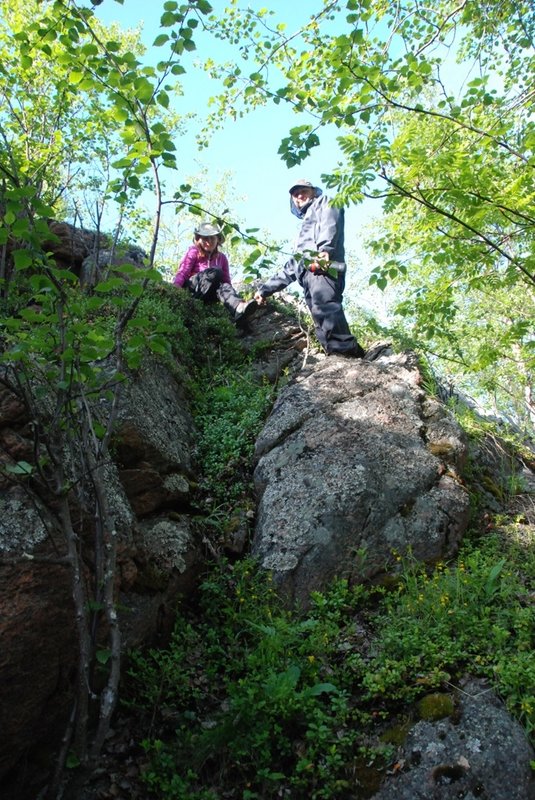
[173,222,257,325]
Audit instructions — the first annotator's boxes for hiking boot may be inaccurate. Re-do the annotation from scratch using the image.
[364,342,392,361]
[328,345,365,358]
[234,298,258,325]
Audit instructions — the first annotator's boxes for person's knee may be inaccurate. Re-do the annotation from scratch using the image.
[311,300,339,319]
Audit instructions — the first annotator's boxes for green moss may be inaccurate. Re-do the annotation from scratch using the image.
[417,692,455,721]
[351,756,385,797]
[381,717,414,745]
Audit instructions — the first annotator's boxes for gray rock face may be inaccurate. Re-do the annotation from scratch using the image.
[0,357,200,782]
[114,358,195,517]
[0,488,50,553]
[115,358,193,477]
[372,679,535,800]
[252,352,470,606]
[80,245,147,288]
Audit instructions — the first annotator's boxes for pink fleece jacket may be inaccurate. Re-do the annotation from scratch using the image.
[172,245,231,287]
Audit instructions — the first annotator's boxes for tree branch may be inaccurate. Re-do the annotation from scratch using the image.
[380,169,535,286]
[342,61,530,164]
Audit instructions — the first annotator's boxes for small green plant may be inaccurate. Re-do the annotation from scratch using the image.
[126,524,534,799]
[365,531,535,735]
[127,561,376,799]
[417,354,440,397]
[193,367,274,505]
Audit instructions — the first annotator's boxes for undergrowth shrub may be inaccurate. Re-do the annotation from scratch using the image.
[137,285,274,507]
[136,283,242,372]
[364,530,535,735]
[192,367,274,505]
[127,526,534,799]
[126,561,379,800]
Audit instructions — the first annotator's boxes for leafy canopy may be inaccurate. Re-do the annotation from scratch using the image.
[202,0,534,428]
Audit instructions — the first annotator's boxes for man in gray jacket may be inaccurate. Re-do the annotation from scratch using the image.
[254,179,364,357]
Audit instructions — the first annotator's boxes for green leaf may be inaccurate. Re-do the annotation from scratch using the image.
[66,752,80,769]
[96,648,112,665]
[29,274,56,292]
[307,682,339,696]
[93,421,107,440]
[485,559,506,598]
[112,106,129,123]
[81,42,98,57]
[86,600,105,612]
[133,77,154,103]
[13,250,34,270]
[157,90,170,108]
[142,268,163,282]
[68,70,84,84]
[94,277,126,292]
[161,10,178,26]
[4,461,33,476]
[111,157,134,169]
[146,338,169,355]
[12,218,30,236]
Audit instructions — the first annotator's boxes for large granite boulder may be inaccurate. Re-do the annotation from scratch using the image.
[252,350,471,606]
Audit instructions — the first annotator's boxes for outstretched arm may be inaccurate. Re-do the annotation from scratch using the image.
[254,257,299,302]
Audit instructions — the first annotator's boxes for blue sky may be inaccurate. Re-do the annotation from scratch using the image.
[93,0,381,275]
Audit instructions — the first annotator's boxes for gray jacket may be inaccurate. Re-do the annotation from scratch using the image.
[260,193,345,295]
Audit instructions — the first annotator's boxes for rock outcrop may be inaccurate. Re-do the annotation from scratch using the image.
[44,220,107,274]
[373,678,535,800]
[252,348,470,606]
[0,357,200,785]
[0,297,312,789]
[1,292,532,798]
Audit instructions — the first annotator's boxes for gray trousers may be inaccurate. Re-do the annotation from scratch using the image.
[300,268,357,354]
[188,269,241,315]
[217,282,242,314]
